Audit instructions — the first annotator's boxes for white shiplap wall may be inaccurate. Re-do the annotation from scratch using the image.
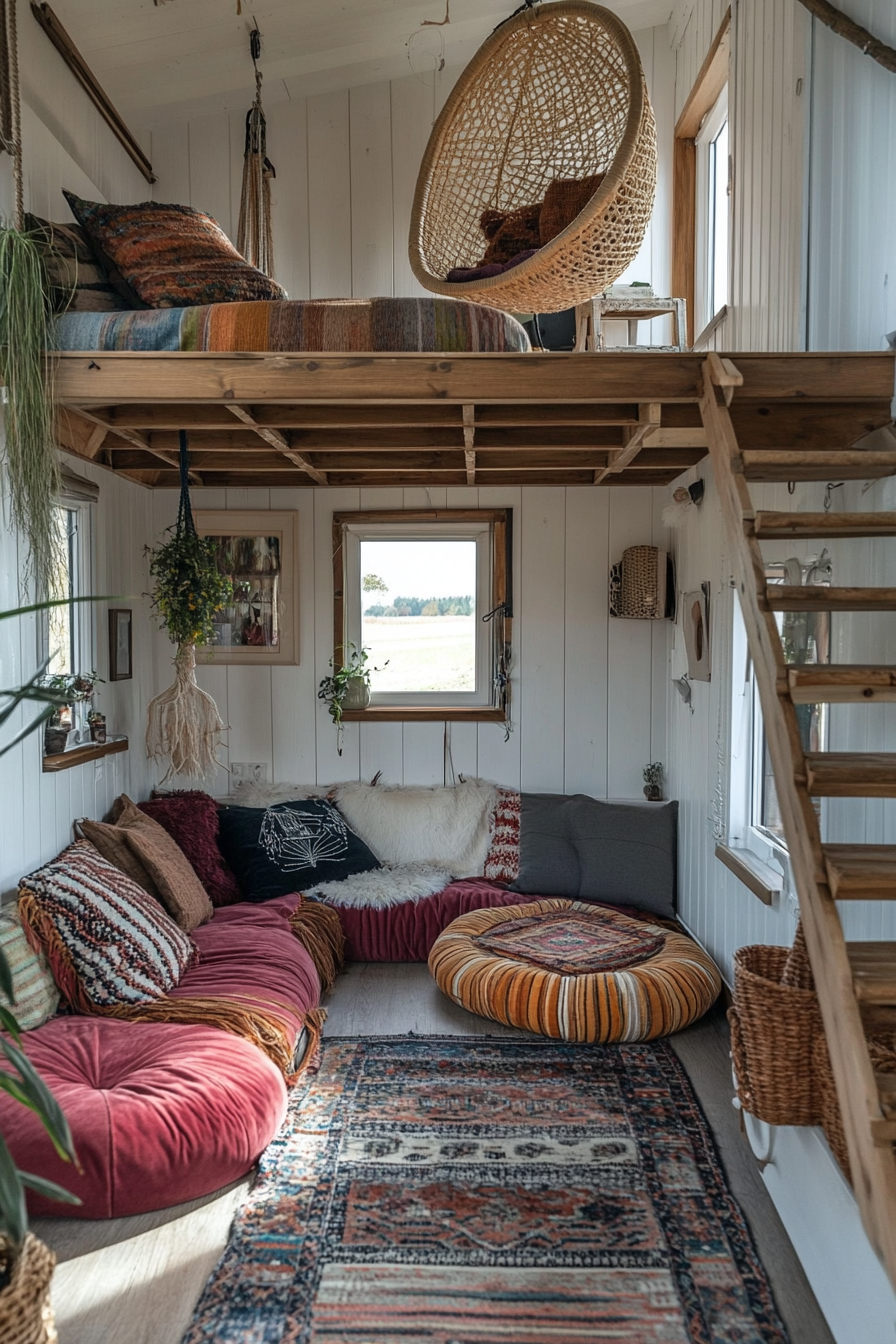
[0,10,156,899]
[149,485,671,799]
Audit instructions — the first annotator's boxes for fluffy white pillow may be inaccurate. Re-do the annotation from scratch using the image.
[334,779,496,876]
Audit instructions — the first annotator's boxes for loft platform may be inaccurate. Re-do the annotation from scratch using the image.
[52,350,896,491]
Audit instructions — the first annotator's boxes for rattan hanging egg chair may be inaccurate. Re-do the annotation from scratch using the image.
[409,1,657,315]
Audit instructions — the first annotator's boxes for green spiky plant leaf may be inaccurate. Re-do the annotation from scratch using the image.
[0,224,62,595]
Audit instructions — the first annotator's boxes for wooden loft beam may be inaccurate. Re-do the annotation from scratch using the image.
[225,404,328,485]
[49,352,895,490]
[64,406,202,483]
[593,403,662,484]
[30,3,155,183]
[463,404,476,485]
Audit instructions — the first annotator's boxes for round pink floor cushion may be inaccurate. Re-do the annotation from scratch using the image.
[335,879,524,961]
[5,1016,287,1219]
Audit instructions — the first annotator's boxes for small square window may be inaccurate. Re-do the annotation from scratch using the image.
[334,510,512,720]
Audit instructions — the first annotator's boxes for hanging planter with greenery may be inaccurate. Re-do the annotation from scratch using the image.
[145,432,232,781]
[318,644,386,756]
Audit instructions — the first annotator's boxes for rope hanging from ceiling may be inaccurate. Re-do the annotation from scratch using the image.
[237,26,276,278]
[0,0,24,229]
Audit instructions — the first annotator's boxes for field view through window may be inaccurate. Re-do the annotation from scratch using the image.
[360,540,477,693]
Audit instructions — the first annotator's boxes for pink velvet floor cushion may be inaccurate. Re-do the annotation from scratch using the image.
[177,894,320,1048]
[4,1016,287,1219]
[336,879,523,962]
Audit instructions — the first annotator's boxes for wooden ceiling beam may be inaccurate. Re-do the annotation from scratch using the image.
[225,404,328,485]
[66,407,202,483]
[593,403,662,484]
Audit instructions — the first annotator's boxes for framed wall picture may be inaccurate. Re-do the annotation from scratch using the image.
[194,510,299,665]
[108,608,133,681]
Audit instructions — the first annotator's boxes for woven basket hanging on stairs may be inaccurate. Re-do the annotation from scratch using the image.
[409,1,657,315]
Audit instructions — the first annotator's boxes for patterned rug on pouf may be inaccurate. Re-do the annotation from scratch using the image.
[182,1036,789,1343]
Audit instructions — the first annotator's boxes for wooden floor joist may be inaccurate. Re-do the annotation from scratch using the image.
[47,351,894,489]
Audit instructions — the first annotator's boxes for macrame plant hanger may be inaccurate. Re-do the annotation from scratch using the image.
[237,24,276,277]
[146,431,227,782]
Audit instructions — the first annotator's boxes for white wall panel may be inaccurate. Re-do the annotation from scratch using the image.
[307,90,352,298]
[350,82,394,298]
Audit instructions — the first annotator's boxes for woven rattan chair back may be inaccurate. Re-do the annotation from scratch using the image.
[409,1,657,314]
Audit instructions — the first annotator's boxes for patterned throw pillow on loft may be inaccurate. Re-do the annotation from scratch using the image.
[63,190,287,309]
[17,840,198,1010]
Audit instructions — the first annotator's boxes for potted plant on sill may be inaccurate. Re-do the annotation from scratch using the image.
[318,644,386,755]
[41,671,101,755]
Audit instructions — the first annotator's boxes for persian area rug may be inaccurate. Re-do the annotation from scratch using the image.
[183,1036,789,1344]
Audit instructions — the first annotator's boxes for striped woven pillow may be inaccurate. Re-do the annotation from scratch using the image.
[0,909,60,1030]
[18,840,198,1010]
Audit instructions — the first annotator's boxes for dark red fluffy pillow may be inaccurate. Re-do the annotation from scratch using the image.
[139,791,243,907]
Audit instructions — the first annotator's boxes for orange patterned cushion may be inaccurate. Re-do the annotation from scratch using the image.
[474,906,665,974]
[429,899,721,1042]
[64,191,286,309]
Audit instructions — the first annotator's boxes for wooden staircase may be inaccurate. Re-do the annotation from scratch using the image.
[700,355,896,1288]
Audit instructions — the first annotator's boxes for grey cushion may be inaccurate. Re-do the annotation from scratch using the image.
[511,794,677,919]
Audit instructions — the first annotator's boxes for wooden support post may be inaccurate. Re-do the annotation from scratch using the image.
[463,404,476,485]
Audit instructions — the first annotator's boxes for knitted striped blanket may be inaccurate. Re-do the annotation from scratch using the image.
[53,296,531,354]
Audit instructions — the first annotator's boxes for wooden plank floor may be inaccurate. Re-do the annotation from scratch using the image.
[34,963,833,1344]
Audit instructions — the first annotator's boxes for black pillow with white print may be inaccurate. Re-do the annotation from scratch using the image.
[217,799,381,903]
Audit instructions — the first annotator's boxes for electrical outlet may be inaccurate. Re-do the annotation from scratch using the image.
[248,763,268,784]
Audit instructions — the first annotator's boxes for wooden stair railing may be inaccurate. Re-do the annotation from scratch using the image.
[700,356,896,1289]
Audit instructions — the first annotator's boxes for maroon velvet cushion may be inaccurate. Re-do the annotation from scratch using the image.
[176,893,320,1044]
[336,879,523,962]
[5,1016,287,1219]
[139,792,242,907]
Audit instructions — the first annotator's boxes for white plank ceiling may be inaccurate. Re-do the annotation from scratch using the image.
[46,0,674,124]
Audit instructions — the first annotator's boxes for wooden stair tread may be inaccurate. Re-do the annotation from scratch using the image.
[755,511,896,539]
[847,943,896,1003]
[824,845,896,900]
[788,666,896,704]
[805,753,896,797]
[766,586,896,612]
[742,450,896,482]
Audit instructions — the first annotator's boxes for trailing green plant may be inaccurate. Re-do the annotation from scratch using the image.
[318,644,386,755]
[0,223,63,596]
[146,528,233,649]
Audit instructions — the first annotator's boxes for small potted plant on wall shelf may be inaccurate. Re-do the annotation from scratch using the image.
[643,761,664,802]
[318,644,386,755]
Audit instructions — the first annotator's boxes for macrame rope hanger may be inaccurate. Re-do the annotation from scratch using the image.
[237,18,276,278]
[0,0,25,230]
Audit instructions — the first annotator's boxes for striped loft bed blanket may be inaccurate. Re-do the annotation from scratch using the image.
[53,297,531,354]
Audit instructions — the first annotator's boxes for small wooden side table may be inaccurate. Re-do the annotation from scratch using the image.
[574,295,688,351]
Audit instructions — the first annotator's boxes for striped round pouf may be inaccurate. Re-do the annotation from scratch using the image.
[428,898,721,1042]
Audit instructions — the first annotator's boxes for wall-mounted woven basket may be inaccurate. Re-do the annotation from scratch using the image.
[409,2,657,314]
[609,545,674,619]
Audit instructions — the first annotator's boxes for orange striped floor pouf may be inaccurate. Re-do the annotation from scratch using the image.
[428,898,722,1042]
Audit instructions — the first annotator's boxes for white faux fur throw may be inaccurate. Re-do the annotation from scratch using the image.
[307,863,453,909]
[334,778,496,876]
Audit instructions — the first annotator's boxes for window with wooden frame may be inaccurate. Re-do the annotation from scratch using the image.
[332,509,512,723]
[672,8,731,347]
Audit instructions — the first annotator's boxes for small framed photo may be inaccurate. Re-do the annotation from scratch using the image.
[194,510,299,665]
[108,608,133,681]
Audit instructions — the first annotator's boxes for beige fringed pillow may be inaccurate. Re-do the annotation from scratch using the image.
[80,796,213,932]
